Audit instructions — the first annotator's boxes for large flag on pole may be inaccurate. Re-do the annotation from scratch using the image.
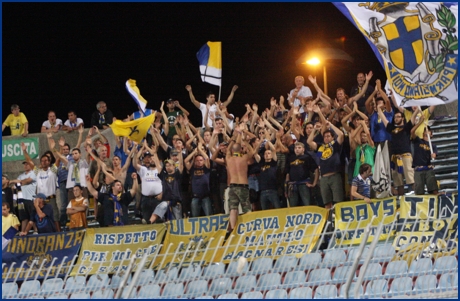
[126,79,148,113]
[334,2,458,107]
[371,141,392,199]
[110,114,155,144]
[197,41,222,86]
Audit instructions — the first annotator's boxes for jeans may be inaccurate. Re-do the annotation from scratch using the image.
[260,190,281,210]
[191,197,212,217]
[248,175,259,192]
[289,184,311,207]
[58,182,69,227]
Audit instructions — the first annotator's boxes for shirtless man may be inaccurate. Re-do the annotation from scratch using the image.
[226,132,252,233]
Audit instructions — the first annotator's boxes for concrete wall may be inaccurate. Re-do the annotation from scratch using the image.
[2,128,118,180]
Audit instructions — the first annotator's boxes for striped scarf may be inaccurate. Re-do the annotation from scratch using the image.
[111,193,124,226]
[390,153,411,174]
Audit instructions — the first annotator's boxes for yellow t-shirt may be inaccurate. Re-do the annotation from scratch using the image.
[3,113,28,136]
[404,109,431,139]
[2,213,20,235]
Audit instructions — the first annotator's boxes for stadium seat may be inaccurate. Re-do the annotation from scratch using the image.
[209,277,233,296]
[373,244,395,261]
[438,273,458,291]
[307,268,331,284]
[203,263,226,278]
[385,260,408,277]
[257,272,281,290]
[281,271,307,288]
[433,255,457,273]
[155,267,179,282]
[46,293,69,299]
[162,282,185,298]
[314,284,337,299]
[413,274,438,294]
[70,292,90,299]
[297,253,322,270]
[265,288,288,299]
[274,256,298,272]
[87,274,110,291]
[408,258,432,276]
[359,262,382,279]
[179,264,203,281]
[250,257,273,274]
[322,249,346,267]
[289,286,313,299]
[217,293,239,299]
[186,280,209,298]
[120,287,137,299]
[2,282,18,298]
[233,275,257,293]
[110,273,132,289]
[347,246,370,263]
[136,268,155,285]
[241,291,263,299]
[91,288,114,299]
[195,296,214,299]
[226,259,249,276]
[137,284,161,299]
[333,265,354,283]
[365,279,388,298]
[41,278,65,295]
[64,276,87,293]
[338,282,363,298]
[388,276,413,297]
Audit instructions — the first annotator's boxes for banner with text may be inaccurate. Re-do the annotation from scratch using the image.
[220,206,328,263]
[2,230,85,282]
[154,214,229,269]
[335,197,397,245]
[71,224,166,276]
[2,137,40,162]
[393,194,458,250]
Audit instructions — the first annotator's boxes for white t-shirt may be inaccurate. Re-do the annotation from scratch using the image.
[289,85,313,113]
[42,119,63,129]
[138,166,162,196]
[199,103,217,128]
[17,171,37,200]
[67,197,89,209]
[34,165,58,197]
[66,160,89,188]
[64,118,84,128]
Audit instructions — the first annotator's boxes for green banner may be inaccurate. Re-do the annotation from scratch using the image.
[2,137,39,162]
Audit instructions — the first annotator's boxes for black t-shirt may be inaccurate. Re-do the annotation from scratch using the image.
[412,137,438,167]
[215,151,228,184]
[259,159,278,191]
[190,166,211,198]
[100,191,134,226]
[316,140,343,175]
[386,121,413,154]
[286,153,318,182]
[160,169,182,201]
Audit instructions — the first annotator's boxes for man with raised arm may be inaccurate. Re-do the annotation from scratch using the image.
[289,75,312,113]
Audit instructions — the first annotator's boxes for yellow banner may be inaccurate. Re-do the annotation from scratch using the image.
[154,215,229,269]
[70,224,166,276]
[334,197,397,245]
[393,194,458,250]
[219,206,327,263]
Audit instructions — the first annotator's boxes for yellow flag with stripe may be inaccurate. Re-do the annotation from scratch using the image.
[110,114,155,143]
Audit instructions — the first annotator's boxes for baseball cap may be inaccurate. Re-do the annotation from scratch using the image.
[33,193,47,200]
[220,141,229,146]
[170,150,179,156]
[166,98,174,104]
[164,159,175,166]
[143,151,152,157]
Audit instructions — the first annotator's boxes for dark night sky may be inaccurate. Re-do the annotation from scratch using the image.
[2,2,386,134]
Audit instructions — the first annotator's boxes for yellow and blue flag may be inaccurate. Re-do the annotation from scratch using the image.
[126,79,148,113]
[334,2,458,107]
[110,114,155,144]
[197,41,222,87]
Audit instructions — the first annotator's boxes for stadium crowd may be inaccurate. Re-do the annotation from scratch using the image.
[2,72,442,237]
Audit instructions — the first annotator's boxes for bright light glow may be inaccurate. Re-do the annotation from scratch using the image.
[306,58,320,65]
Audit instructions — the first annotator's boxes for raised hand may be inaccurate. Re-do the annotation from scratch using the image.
[252,103,258,112]
[174,100,180,107]
[270,97,276,107]
[185,85,192,92]
[21,142,27,152]
[160,101,164,111]
[46,132,53,139]
[232,85,239,92]
[49,138,56,150]
[59,136,66,147]
[308,75,316,84]
[366,71,373,81]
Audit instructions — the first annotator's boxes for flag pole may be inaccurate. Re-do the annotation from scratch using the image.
[218,43,222,101]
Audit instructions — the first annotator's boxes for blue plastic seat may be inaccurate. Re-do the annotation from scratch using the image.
[274,256,298,272]
[372,244,395,261]
[64,276,87,293]
[307,268,331,284]
[186,280,209,298]
[233,275,257,293]
[250,257,273,274]
[2,282,18,298]
[322,249,346,267]
[257,272,281,290]
[413,274,437,294]
[209,277,233,296]
[120,287,137,299]
[297,253,322,270]
[433,255,457,273]
[408,258,432,276]
[136,268,155,285]
[385,260,408,277]
[203,263,226,278]
[41,278,65,295]
[155,267,179,283]
[87,274,110,291]
[347,246,370,263]
[265,288,288,299]
[217,293,239,299]
[226,259,249,275]
[314,284,337,299]
[438,272,458,291]
[388,276,413,297]
[333,265,354,283]
[195,296,214,299]
[110,273,132,289]
[241,291,263,299]
[46,293,69,299]
[179,264,203,281]
[365,279,388,298]
[137,284,161,299]
[91,288,114,299]
[282,271,306,288]
[70,292,91,299]
[162,282,184,298]
[359,263,382,279]
[289,286,313,299]
[338,282,363,298]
